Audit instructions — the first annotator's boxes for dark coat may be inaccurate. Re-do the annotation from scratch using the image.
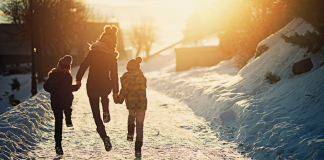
[43,68,79,111]
[76,42,119,98]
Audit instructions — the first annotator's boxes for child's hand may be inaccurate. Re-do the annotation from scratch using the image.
[76,80,81,89]
[113,93,118,104]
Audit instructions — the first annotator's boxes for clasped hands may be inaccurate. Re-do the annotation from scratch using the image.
[76,80,81,89]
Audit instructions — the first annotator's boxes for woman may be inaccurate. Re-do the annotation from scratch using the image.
[76,25,119,151]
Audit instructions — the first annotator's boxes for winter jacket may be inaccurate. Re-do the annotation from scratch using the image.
[43,68,79,111]
[117,70,147,110]
[76,41,119,98]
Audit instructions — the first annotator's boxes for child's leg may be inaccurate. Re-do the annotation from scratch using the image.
[135,109,146,142]
[101,96,110,123]
[53,110,63,147]
[134,109,145,158]
[64,108,73,127]
[127,110,136,141]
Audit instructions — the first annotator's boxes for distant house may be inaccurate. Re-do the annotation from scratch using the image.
[0,24,31,68]
[175,34,227,72]
[0,22,126,68]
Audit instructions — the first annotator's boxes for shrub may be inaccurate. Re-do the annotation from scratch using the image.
[266,72,281,84]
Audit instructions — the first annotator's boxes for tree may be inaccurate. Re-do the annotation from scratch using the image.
[281,0,324,54]
[128,18,158,59]
[0,0,91,81]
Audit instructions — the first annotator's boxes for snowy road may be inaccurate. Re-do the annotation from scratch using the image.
[30,86,247,159]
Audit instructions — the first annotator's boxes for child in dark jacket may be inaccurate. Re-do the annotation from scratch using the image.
[116,57,147,158]
[43,55,79,155]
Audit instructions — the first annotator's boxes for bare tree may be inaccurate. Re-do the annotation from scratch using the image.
[128,18,157,59]
[0,0,91,81]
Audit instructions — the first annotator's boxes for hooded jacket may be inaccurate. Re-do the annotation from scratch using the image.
[76,41,119,97]
[117,70,147,110]
[43,68,79,111]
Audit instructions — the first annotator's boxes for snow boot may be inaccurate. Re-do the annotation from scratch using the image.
[66,118,73,127]
[127,124,135,142]
[54,134,62,151]
[97,126,112,151]
[103,112,110,123]
[103,136,112,151]
[65,109,73,127]
[55,146,64,155]
[102,97,110,123]
[135,141,143,158]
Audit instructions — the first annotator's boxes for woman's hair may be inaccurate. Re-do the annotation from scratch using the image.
[98,25,118,51]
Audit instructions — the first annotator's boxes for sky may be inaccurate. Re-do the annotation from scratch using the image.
[84,0,196,55]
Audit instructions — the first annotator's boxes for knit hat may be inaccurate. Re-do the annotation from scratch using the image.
[98,25,118,50]
[127,57,142,70]
[57,55,72,70]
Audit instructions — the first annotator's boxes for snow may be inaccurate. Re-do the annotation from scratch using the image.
[0,74,44,114]
[0,90,52,159]
[0,66,248,159]
[1,18,324,159]
[145,18,324,159]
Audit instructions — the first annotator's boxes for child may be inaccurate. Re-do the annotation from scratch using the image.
[43,55,79,155]
[115,57,147,158]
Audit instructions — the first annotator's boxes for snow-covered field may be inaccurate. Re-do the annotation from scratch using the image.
[1,18,324,159]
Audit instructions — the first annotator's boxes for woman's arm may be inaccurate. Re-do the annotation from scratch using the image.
[110,58,119,94]
[117,75,132,104]
[76,52,92,82]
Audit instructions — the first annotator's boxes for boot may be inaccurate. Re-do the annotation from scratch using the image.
[65,109,73,127]
[101,97,110,123]
[103,136,112,152]
[103,111,110,123]
[97,127,112,151]
[66,118,73,127]
[54,135,63,155]
[55,146,64,155]
[127,124,135,142]
[135,141,143,158]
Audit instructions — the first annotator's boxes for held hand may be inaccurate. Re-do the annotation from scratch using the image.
[113,93,118,104]
[76,81,81,89]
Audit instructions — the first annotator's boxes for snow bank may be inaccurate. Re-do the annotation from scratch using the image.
[0,74,44,114]
[145,18,324,159]
[0,90,52,159]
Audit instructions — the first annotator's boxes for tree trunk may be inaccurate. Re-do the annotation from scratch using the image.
[135,46,142,58]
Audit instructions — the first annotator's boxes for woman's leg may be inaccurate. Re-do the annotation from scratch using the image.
[101,96,109,113]
[53,110,63,147]
[101,96,110,123]
[89,97,106,140]
[135,109,146,142]
[89,97,112,151]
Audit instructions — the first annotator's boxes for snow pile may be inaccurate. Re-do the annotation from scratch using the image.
[0,90,52,159]
[144,18,324,159]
